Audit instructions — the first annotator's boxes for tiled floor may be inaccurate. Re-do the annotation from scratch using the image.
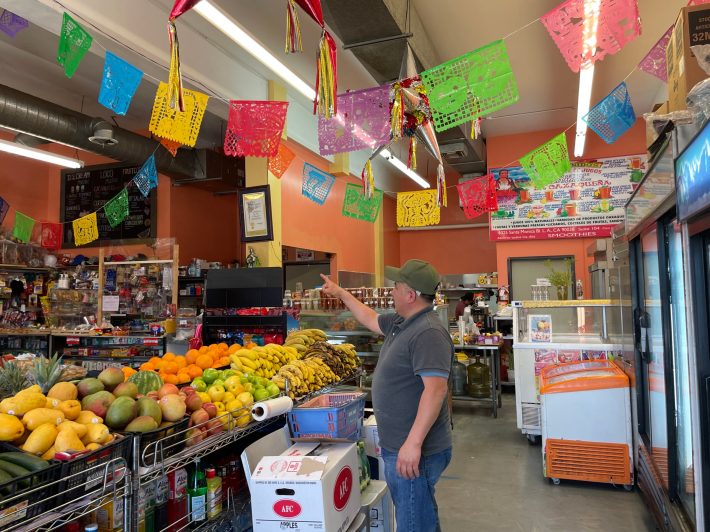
[437,395,658,531]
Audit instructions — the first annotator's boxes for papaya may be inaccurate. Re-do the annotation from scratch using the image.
[58,420,88,439]
[81,423,110,445]
[55,428,85,453]
[1,393,46,416]
[0,413,24,442]
[22,423,58,456]
[58,400,81,421]
[22,408,65,430]
[47,382,78,401]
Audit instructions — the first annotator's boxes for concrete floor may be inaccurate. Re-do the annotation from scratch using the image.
[437,394,658,532]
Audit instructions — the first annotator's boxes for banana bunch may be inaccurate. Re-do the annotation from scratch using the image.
[229,343,300,379]
[302,341,361,379]
[283,329,328,355]
[272,358,338,399]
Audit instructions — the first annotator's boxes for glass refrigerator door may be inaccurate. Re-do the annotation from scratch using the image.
[668,219,695,522]
[639,225,669,487]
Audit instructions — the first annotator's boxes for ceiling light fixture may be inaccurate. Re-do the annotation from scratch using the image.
[0,138,84,168]
[574,0,602,157]
[193,1,429,188]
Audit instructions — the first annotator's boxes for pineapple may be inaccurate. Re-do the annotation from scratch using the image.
[28,353,65,394]
[0,360,30,397]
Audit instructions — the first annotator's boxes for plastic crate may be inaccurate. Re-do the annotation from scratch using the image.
[288,392,365,440]
[60,433,132,504]
[0,443,63,528]
[123,416,190,469]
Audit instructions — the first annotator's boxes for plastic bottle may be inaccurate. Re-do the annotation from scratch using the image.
[153,475,169,532]
[205,468,223,519]
[167,468,188,532]
[187,459,207,527]
[84,525,98,532]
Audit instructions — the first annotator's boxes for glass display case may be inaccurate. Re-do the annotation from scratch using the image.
[46,287,98,328]
[511,300,626,443]
[513,299,623,345]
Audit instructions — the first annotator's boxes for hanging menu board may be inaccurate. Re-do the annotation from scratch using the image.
[60,163,157,247]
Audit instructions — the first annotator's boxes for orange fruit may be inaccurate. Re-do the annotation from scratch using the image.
[199,346,209,354]
[185,349,199,364]
[196,354,213,370]
[163,352,176,361]
[162,374,179,385]
[186,365,202,379]
[227,344,241,354]
[175,356,187,369]
[162,361,179,375]
[245,342,257,349]
[218,343,228,351]
[155,360,168,372]
[122,367,137,381]
[140,362,155,372]
[177,372,191,384]
[217,356,230,367]
[149,357,162,366]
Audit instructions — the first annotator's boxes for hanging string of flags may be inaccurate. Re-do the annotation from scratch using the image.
[0,0,693,236]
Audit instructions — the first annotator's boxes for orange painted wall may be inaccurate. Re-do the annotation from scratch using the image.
[0,133,237,264]
[488,118,647,292]
[280,141,375,278]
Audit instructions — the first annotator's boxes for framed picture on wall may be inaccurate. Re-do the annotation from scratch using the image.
[238,185,273,242]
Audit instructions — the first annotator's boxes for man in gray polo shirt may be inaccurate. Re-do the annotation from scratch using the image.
[320,259,453,531]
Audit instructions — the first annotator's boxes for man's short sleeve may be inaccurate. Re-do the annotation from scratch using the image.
[378,313,398,336]
[412,329,453,379]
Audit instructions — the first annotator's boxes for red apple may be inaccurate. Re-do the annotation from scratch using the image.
[182,386,196,395]
[185,393,203,412]
[207,419,224,436]
[202,402,217,419]
[190,409,210,428]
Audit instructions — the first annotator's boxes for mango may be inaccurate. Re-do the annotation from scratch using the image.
[113,382,139,399]
[81,423,110,445]
[81,391,116,418]
[159,395,186,422]
[76,411,103,425]
[98,367,124,392]
[58,420,88,439]
[58,400,82,421]
[23,408,65,430]
[125,415,159,433]
[137,397,162,425]
[55,427,85,453]
[0,413,24,441]
[47,382,78,401]
[105,396,137,430]
[77,378,104,398]
[22,423,58,455]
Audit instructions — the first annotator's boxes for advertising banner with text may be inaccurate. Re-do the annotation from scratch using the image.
[489,155,646,241]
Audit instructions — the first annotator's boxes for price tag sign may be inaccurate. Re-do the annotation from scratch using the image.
[66,337,80,346]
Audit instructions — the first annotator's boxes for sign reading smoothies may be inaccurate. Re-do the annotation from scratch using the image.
[489,155,646,241]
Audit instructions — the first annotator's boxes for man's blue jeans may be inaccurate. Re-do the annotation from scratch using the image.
[381,447,452,532]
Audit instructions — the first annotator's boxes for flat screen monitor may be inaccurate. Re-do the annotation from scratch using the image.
[675,118,710,222]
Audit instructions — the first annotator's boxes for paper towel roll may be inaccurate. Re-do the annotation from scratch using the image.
[252,396,294,421]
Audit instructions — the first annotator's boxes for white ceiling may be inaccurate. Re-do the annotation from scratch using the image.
[0,0,695,189]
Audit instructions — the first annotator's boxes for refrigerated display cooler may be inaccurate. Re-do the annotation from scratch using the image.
[512,299,625,443]
[539,360,633,488]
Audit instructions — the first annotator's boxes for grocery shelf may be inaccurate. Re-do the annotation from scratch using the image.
[440,285,497,291]
[104,259,174,265]
[0,264,50,272]
[0,329,51,336]
[63,355,152,362]
[321,330,380,336]
[6,457,129,532]
[356,351,379,357]
[455,344,501,350]
[178,276,206,283]
[503,335,514,340]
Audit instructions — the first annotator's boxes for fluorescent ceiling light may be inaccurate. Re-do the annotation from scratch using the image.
[380,149,429,188]
[194,1,429,188]
[574,0,601,157]
[0,139,84,168]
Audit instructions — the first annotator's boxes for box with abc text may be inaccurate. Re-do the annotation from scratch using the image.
[250,442,361,531]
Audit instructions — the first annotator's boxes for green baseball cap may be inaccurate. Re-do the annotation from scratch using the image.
[385,259,440,295]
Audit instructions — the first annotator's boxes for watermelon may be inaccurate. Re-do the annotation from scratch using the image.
[127,371,163,395]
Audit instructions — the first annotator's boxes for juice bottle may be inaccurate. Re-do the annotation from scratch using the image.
[187,459,207,528]
[167,468,188,532]
[153,475,169,532]
[205,468,222,519]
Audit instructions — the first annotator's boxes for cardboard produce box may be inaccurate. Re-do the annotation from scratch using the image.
[666,4,710,111]
[364,416,386,480]
[251,442,361,531]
